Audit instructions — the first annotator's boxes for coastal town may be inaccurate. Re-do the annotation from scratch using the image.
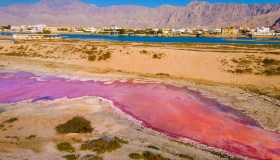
[1,24,279,40]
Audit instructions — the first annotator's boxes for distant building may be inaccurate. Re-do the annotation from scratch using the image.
[13,34,61,40]
[253,27,274,36]
[9,25,27,32]
[256,27,270,33]
[110,26,121,30]
[10,26,21,31]
[221,27,238,35]
[85,27,102,33]
[28,24,47,33]
[178,28,186,33]
[152,28,159,32]
[209,28,222,33]
[185,28,193,34]
[162,28,171,35]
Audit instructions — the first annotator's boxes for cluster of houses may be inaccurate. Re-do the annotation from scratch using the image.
[1,24,279,40]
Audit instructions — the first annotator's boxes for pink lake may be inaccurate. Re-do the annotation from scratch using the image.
[0,71,279,160]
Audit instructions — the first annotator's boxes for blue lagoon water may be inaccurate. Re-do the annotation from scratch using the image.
[61,34,280,45]
[2,32,279,45]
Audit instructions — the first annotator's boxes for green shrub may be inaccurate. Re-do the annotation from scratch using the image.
[152,54,158,59]
[63,154,79,160]
[88,55,97,61]
[98,51,111,61]
[4,117,18,124]
[142,151,170,160]
[262,58,278,66]
[147,145,160,150]
[26,135,37,140]
[82,154,103,160]
[84,50,97,55]
[129,153,144,159]
[55,116,93,134]
[57,142,75,153]
[81,136,128,153]
[140,50,148,54]
[177,154,195,159]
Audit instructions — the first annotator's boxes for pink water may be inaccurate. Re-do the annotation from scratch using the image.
[0,71,279,159]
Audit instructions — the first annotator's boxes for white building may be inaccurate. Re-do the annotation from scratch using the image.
[256,27,270,33]
[178,28,186,33]
[152,28,159,32]
[85,27,99,33]
[110,26,121,30]
[209,28,222,33]
[28,24,47,32]
[10,25,27,31]
[254,27,274,36]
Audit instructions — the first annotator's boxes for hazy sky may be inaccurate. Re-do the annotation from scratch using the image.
[0,0,278,7]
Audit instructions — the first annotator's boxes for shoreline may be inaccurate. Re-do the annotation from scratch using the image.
[0,70,256,159]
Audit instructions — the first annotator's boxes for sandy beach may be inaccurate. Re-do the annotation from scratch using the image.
[0,40,279,160]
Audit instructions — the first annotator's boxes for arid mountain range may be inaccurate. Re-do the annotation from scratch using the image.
[0,0,279,29]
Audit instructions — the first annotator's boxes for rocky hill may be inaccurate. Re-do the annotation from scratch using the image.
[0,0,279,28]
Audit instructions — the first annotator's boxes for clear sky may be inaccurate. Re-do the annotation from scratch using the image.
[0,0,279,7]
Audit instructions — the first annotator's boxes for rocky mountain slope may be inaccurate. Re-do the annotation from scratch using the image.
[0,0,279,28]
[271,17,280,29]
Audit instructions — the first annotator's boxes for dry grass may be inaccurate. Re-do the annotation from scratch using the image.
[81,136,128,153]
[220,55,280,75]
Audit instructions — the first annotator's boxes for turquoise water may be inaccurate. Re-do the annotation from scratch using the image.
[1,32,280,45]
[0,32,12,36]
[61,34,280,45]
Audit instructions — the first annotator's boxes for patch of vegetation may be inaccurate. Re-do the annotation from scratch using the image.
[98,51,112,61]
[129,151,170,160]
[147,145,160,150]
[222,56,280,75]
[140,50,148,54]
[143,151,170,160]
[207,149,243,160]
[63,154,79,160]
[0,109,5,114]
[55,116,93,134]
[3,117,18,124]
[17,45,26,50]
[82,154,103,160]
[57,142,75,153]
[81,136,128,154]
[152,53,165,59]
[4,52,28,57]
[129,153,144,159]
[262,58,279,66]
[156,73,170,77]
[5,136,20,141]
[0,124,4,130]
[235,68,253,74]
[84,50,97,55]
[177,154,195,160]
[25,135,37,140]
[88,55,97,61]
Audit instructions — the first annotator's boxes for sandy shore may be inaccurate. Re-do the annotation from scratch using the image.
[0,40,279,159]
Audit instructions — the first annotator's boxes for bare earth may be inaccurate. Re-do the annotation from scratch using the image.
[0,40,279,160]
